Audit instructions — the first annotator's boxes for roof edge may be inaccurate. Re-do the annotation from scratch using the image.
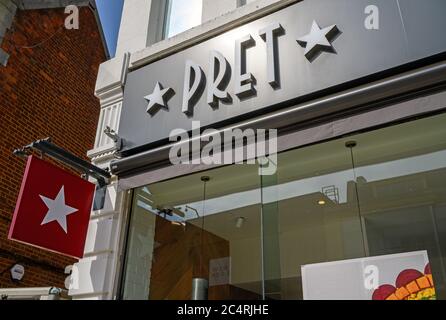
[12,1,90,10]
[88,0,111,59]
[9,0,110,59]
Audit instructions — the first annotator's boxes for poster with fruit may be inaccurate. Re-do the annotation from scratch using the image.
[301,251,436,300]
[372,263,435,300]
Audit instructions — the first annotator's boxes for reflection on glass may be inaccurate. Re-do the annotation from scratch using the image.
[352,114,446,300]
[121,113,446,300]
[262,139,366,300]
[263,113,446,300]
[121,164,263,300]
[164,0,202,38]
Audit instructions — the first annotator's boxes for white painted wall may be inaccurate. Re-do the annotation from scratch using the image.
[115,0,153,57]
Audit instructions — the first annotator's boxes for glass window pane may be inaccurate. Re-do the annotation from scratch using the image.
[261,113,446,300]
[262,139,366,300]
[353,113,446,300]
[165,0,202,39]
[121,164,263,300]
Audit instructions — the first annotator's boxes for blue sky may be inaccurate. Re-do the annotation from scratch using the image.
[96,0,124,57]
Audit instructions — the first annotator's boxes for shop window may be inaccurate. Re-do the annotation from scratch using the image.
[352,114,446,300]
[121,165,263,300]
[120,113,446,300]
[262,113,446,300]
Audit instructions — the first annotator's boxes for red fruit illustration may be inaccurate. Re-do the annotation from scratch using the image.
[425,264,432,275]
[395,269,423,288]
[372,263,436,300]
[372,284,396,300]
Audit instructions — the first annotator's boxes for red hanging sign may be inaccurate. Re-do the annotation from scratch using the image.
[8,156,96,258]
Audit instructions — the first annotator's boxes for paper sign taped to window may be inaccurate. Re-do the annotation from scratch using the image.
[301,251,436,300]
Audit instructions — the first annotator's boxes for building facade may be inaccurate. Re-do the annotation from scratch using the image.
[0,0,107,289]
[73,0,446,300]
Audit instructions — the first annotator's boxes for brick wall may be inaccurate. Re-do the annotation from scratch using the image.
[0,6,106,289]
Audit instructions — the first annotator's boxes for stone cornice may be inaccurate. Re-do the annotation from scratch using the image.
[95,52,130,105]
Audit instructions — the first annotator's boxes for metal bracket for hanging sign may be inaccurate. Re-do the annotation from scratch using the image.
[13,138,111,210]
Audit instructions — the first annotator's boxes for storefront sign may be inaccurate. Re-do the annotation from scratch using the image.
[120,0,446,152]
[301,251,436,300]
[8,156,95,258]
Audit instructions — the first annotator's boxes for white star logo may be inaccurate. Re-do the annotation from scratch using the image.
[297,20,340,61]
[40,186,78,234]
[144,82,174,116]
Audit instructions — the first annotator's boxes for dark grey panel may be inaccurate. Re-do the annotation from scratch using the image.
[112,62,446,176]
[119,0,446,151]
[116,88,446,189]
[397,0,446,58]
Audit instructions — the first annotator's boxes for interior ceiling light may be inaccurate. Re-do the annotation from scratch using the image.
[192,176,210,300]
[235,217,245,229]
[171,221,186,227]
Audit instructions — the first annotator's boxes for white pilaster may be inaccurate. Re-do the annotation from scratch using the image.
[69,183,129,300]
[115,0,153,57]
[87,52,130,162]
[69,53,130,300]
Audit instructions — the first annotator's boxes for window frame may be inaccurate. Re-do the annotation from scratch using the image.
[162,0,173,40]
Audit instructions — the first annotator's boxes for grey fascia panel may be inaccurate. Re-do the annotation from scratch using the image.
[111,60,446,178]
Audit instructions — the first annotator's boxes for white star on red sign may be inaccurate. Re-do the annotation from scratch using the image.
[40,186,78,234]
